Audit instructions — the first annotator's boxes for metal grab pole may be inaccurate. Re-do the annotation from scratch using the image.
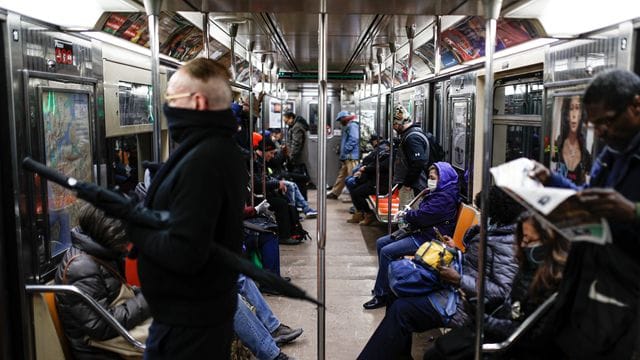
[434,16,441,76]
[387,43,396,234]
[405,24,416,83]
[229,23,239,80]
[376,51,383,211]
[317,3,327,359]
[475,1,502,359]
[143,0,162,163]
[248,40,256,206]
[260,55,267,198]
[202,13,210,59]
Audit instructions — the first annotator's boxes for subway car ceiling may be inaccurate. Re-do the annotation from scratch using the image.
[2,0,640,93]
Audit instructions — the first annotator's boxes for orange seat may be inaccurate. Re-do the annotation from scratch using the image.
[452,204,480,252]
[43,292,71,359]
[368,191,401,220]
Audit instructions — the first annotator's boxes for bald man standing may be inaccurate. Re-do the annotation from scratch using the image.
[128,58,247,359]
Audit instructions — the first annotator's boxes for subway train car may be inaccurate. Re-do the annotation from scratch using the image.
[0,0,639,359]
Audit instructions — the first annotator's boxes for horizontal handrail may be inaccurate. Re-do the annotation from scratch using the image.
[26,284,146,351]
[482,292,558,353]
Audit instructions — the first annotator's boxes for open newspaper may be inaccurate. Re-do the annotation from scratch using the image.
[490,157,611,245]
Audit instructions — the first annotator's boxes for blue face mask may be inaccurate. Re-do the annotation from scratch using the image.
[523,243,546,265]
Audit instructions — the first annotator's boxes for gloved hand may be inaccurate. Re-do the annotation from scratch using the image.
[255,200,271,216]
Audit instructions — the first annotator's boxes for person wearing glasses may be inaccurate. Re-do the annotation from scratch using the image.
[530,69,640,359]
[126,58,247,359]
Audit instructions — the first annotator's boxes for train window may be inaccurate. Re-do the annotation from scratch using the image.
[107,134,153,194]
[493,124,541,165]
[308,103,332,136]
[494,81,543,115]
[117,81,152,126]
[42,90,93,256]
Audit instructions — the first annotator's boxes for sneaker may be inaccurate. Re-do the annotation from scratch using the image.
[304,208,318,218]
[271,324,303,345]
[274,352,296,360]
[326,192,338,200]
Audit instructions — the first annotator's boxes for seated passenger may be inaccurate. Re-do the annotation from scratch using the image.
[55,204,150,360]
[253,136,304,245]
[346,135,391,225]
[358,186,523,359]
[235,275,302,360]
[363,162,460,310]
[425,213,569,359]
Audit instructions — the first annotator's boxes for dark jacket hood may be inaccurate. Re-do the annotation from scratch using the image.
[71,227,122,261]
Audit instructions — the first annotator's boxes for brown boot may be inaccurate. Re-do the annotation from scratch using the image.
[347,211,365,223]
[359,213,377,226]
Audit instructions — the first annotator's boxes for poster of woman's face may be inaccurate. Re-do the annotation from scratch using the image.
[551,95,595,185]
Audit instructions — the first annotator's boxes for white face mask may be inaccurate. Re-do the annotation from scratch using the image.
[427,179,437,191]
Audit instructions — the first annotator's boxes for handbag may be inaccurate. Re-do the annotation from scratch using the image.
[414,240,457,270]
[63,255,149,357]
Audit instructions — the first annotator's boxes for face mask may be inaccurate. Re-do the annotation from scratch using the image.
[523,243,546,265]
[427,179,437,191]
[163,103,186,143]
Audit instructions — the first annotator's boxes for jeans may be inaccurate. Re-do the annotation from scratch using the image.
[234,275,281,360]
[358,296,444,359]
[373,234,421,297]
[283,180,310,212]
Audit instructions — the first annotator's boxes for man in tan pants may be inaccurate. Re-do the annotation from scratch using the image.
[328,111,360,199]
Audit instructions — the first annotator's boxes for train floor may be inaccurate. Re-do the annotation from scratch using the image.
[265,189,434,359]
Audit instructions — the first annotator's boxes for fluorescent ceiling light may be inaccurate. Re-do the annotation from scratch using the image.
[0,0,139,29]
[506,0,640,37]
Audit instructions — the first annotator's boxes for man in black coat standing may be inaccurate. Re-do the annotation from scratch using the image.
[127,58,247,359]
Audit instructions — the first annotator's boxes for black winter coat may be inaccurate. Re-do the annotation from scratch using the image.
[128,108,247,328]
[451,224,519,327]
[55,228,150,360]
[393,124,429,191]
[286,116,309,165]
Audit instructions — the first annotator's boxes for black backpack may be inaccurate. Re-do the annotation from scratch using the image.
[426,132,445,164]
[403,130,445,165]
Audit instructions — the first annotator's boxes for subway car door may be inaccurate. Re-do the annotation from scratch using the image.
[23,73,97,280]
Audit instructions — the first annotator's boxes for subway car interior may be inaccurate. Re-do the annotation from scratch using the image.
[1,0,640,359]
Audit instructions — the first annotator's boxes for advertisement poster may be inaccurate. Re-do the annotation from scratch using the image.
[451,101,468,170]
[550,95,596,186]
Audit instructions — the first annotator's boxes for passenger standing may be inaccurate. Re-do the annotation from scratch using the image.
[126,58,247,359]
[530,69,640,359]
[327,111,360,199]
[283,112,310,199]
[392,104,429,197]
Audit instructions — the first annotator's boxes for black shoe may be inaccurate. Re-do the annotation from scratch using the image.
[349,206,356,214]
[274,351,296,360]
[282,276,291,282]
[363,296,387,310]
[271,324,303,345]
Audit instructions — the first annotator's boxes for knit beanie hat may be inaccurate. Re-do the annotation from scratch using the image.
[393,104,411,125]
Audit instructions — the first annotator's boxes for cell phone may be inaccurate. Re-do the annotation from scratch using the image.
[433,226,446,243]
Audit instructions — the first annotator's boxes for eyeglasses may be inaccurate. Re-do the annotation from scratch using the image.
[165,92,196,102]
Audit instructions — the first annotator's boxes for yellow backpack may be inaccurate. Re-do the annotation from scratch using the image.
[414,240,456,269]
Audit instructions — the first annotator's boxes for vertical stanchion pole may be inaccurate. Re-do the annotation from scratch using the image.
[202,13,210,59]
[387,43,396,234]
[317,1,327,358]
[229,23,239,80]
[248,40,256,206]
[474,1,502,359]
[260,54,267,198]
[376,50,383,213]
[434,16,441,76]
[143,0,163,163]
[405,24,416,83]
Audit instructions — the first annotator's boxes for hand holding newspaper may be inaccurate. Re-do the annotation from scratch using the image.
[490,157,611,245]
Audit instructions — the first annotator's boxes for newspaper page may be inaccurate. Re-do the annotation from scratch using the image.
[490,157,611,245]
